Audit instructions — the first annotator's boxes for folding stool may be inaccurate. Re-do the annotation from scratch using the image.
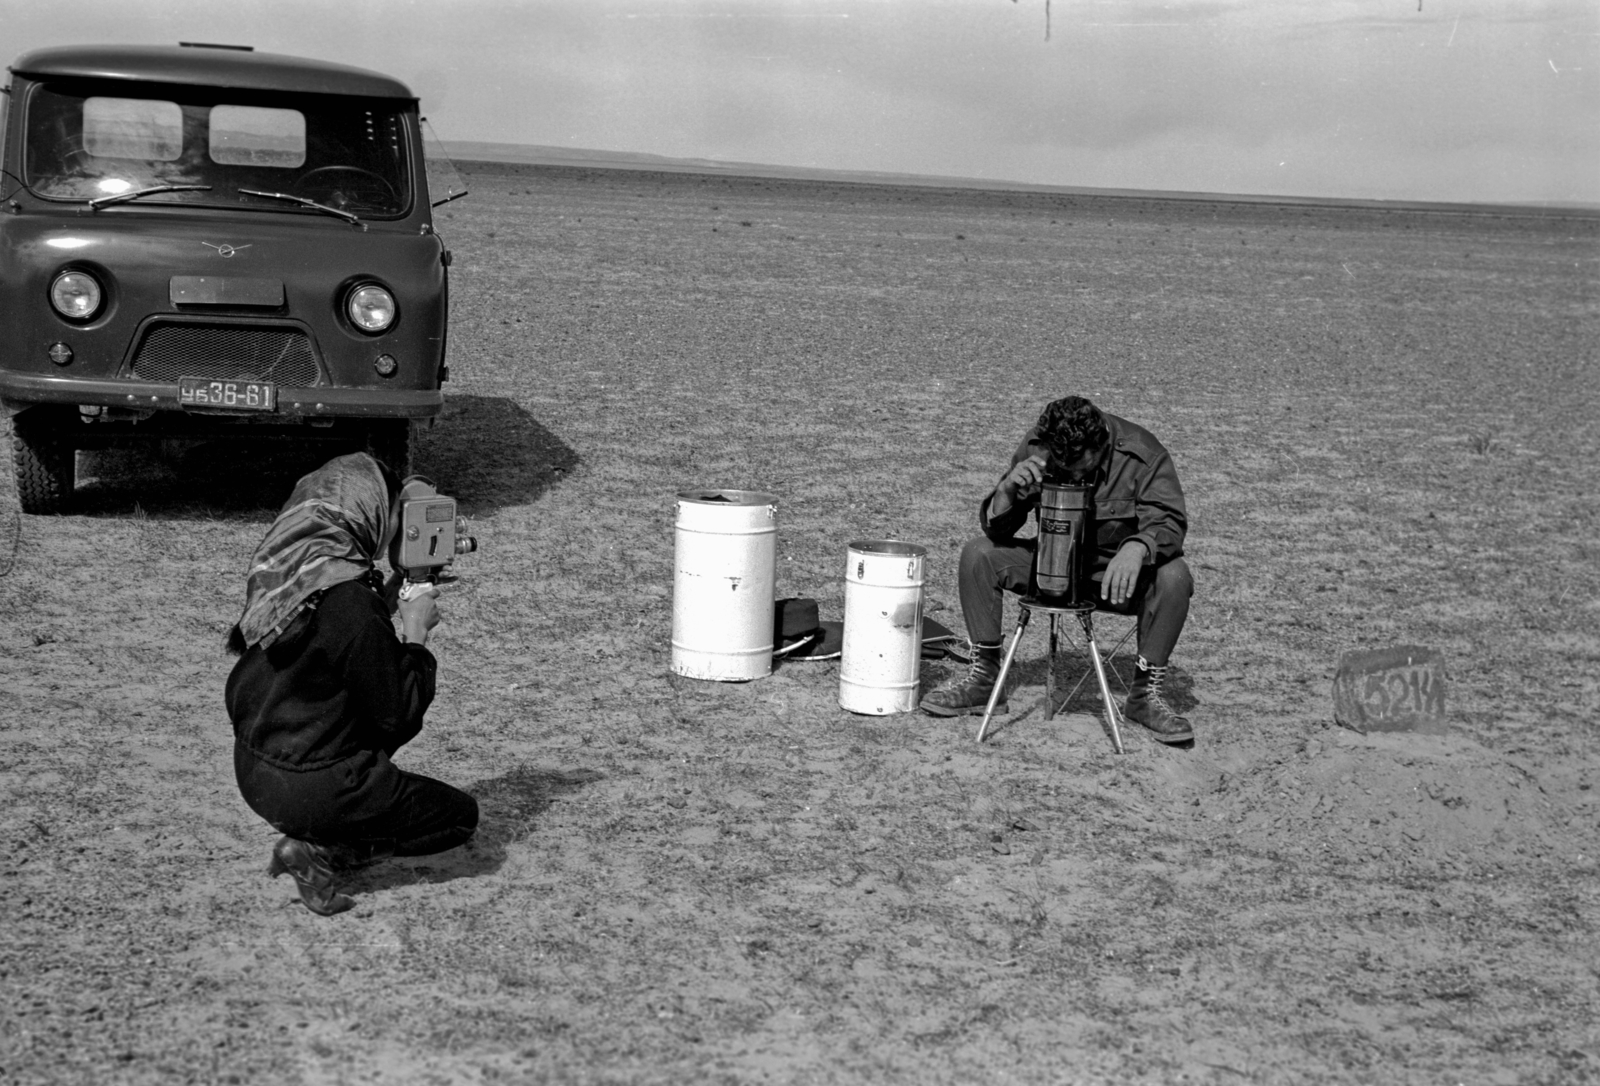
[975,593,1137,752]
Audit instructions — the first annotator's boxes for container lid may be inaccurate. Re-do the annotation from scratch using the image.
[678,489,778,507]
[847,539,927,558]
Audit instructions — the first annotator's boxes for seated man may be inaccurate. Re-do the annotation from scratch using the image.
[920,395,1195,744]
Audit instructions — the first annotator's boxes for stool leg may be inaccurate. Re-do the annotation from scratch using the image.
[1044,614,1058,722]
[977,608,1030,744]
[1078,611,1126,755]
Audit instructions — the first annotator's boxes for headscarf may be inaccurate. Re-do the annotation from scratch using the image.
[232,453,392,651]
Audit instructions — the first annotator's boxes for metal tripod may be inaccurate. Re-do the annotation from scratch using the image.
[975,596,1127,753]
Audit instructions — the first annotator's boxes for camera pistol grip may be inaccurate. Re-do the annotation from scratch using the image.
[397,576,435,602]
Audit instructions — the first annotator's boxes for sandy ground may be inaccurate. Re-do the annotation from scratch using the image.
[2,165,1598,1084]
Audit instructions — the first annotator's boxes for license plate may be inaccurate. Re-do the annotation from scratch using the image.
[178,377,276,411]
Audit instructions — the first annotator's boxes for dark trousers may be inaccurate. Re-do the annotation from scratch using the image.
[957,536,1193,664]
[235,741,478,856]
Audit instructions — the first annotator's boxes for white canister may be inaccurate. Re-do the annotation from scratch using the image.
[839,540,926,714]
[671,489,779,681]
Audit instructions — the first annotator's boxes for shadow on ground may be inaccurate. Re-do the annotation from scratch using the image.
[70,440,341,518]
[923,647,1199,745]
[1041,657,1198,716]
[415,393,579,516]
[349,765,604,892]
[9,393,578,519]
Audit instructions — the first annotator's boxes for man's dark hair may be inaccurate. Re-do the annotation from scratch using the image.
[1037,396,1109,465]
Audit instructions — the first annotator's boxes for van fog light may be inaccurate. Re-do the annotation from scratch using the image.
[373,353,398,377]
[48,342,74,366]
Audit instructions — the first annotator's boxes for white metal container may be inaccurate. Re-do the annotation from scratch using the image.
[671,489,779,682]
[839,540,926,714]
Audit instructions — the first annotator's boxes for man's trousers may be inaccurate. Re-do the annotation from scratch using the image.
[956,536,1193,664]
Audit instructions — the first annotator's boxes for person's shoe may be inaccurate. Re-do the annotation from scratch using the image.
[1123,658,1194,744]
[920,642,1007,717]
[267,837,355,916]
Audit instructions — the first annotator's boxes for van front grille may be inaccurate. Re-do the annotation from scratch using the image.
[130,324,321,386]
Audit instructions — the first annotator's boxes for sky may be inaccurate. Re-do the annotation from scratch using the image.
[4,0,1596,206]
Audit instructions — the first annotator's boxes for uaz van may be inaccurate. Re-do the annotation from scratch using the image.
[0,43,465,512]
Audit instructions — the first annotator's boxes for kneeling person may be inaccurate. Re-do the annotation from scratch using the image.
[921,396,1195,743]
[226,452,479,915]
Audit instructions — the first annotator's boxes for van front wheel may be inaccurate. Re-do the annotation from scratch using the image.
[12,411,75,515]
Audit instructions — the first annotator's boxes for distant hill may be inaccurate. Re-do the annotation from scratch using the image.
[439,140,1599,217]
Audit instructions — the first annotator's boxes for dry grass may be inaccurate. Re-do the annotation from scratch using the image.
[1,163,1597,1085]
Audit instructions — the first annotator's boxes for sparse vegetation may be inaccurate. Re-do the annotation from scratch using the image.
[1,163,1596,1084]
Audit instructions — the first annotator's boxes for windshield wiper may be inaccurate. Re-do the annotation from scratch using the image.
[88,183,212,209]
[238,187,365,228]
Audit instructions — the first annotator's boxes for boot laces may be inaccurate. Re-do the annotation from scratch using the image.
[1139,662,1174,710]
[943,646,999,690]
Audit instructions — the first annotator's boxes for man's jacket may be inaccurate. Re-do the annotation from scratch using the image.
[978,413,1188,566]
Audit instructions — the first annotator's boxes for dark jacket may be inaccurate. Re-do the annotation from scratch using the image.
[979,413,1187,566]
[226,579,436,771]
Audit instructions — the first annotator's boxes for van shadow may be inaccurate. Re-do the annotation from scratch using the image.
[69,440,330,518]
[58,393,577,519]
[348,765,604,892]
[414,393,579,517]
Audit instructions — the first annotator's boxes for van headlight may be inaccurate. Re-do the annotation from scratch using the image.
[50,271,104,321]
[346,284,397,332]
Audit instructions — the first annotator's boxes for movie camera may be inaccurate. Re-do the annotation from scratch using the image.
[391,476,478,600]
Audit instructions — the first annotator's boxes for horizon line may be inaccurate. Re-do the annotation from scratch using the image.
[439,139,1600,219]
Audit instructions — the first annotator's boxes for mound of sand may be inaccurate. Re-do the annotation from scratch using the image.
[1201,728,1576,869]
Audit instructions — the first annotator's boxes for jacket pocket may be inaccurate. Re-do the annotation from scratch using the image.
[1096,498,1136,522]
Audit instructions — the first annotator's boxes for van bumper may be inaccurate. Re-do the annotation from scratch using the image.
[1,373,443,418]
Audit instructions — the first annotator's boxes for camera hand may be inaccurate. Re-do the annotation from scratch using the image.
[397,583,441,645]
[397,579,434,602]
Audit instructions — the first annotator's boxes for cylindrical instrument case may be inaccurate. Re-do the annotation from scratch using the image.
[671,489,779,681]
[839,540,926,714]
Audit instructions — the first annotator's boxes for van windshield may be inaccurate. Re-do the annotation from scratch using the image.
[24,81,413,217]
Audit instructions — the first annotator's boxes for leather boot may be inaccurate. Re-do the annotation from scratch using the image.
[267,837,356,916]
[920,642,1007,717]
[1123,657,1193,744]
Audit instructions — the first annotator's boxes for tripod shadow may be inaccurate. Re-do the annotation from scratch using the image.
[1040,657,1198,716]
[944,617,1198,746]
[349,765,604,891]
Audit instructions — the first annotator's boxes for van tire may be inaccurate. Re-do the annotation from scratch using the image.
[13,412,75,515]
